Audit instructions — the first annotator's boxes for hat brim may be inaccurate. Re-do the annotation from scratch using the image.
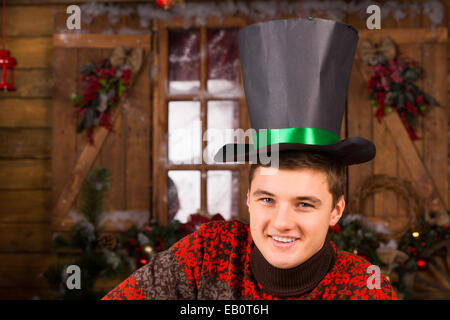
[213,136,376,165]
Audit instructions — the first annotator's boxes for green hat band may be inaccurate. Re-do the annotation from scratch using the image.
[253,127,340,149]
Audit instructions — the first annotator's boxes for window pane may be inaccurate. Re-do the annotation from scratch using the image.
[207,29,241,97]
[169,29,200,95]
[168,101,201,164]
[168,170,200,223]
[207,170,240,220]
[205,101,239,164]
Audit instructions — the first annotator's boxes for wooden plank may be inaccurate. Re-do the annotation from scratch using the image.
[238,39,250,221]
[346,58,374,216]
[7,37,53,69]
[3,5,58,36]
[384,111,447,212]
[5,69,53,98]
[124,50,150,213]
[52,47,77,211]
[0,128,51,159]
[153,20,168,225]
[0,98,52,128]
[0,190,51,223]
[0,223,52,252]
[397,41,424,223]
[54,34,151,49]
[0,159,51,189]
[0,253,53,289]
[0,267,49,288]
[373,107,398,225]
[164,14,248,29]
[52,108,121,230]
[422,43,449,208]
[0,287,53,300]
[358,27,447,44]
[101,104,126,212]
[0,253,53,268]
[54,7,150,34]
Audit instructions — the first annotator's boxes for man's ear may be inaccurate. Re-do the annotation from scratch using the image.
[329,195,345,226]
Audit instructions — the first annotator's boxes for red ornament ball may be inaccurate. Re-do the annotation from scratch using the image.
[139,258,148,266]
[156,0,174,9]
[417,258,428,270]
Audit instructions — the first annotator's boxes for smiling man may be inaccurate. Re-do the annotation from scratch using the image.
[103,17,397,300]
[247,156,344,272]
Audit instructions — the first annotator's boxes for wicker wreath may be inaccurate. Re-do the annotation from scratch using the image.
[349,174,424,239]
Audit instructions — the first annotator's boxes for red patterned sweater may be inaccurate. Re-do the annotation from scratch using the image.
[102,220,397,300]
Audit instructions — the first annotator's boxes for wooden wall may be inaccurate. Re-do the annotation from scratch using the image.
[0,5,64,299]
[345,7,449,236]
[0,0,449,299]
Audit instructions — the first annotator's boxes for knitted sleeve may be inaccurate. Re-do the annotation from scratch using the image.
[335,251,398,300]
[101,232,201,300]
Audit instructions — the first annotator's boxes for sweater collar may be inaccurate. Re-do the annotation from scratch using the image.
[249,234,336,297]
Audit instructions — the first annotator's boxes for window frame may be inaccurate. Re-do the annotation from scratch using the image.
[152,16,251,225]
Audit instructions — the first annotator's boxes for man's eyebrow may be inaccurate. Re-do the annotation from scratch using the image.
[252,189,275,197]
[294,196,322,205]
[252,189,322,205]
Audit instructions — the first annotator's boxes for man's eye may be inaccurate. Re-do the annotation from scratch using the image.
[260,198,273,204]
[298,202,313,208]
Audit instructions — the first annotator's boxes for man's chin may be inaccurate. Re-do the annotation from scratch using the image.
[267,256,303,269]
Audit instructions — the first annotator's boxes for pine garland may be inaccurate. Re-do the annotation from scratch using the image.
[44,167,131,300]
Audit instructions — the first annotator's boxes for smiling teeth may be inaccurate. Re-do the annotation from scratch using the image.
[272,236,297,243]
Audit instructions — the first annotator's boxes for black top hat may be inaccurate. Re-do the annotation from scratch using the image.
[213,17,375,166]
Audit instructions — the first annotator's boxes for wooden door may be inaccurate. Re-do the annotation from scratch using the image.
[52,33,151,231]
[347,27,448,236]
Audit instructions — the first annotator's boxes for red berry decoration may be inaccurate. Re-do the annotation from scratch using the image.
[417,258,428,271]
[329,224,341,234]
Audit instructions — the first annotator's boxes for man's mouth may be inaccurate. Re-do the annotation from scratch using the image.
[270,235,298,243]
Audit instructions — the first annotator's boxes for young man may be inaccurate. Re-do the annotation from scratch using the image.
[103,17,396,300]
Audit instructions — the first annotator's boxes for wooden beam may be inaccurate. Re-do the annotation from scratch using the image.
[53,34,151,49]
[152,20,169,225]
[357,27,448,45]
[51,109,121,230]
[383,111,448,212]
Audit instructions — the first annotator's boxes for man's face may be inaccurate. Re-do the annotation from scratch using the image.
[247,167,345,269]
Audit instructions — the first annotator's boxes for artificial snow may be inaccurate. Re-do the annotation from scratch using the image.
[80,0,445,30]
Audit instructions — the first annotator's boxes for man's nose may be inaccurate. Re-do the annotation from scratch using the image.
[271,204,296,231]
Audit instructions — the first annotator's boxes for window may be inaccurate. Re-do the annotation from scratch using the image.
[152,16,251,224]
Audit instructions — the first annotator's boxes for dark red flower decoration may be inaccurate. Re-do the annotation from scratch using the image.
[180,213,225,236]
[329,224,341,234]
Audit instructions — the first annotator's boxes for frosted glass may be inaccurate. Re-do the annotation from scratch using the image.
[207,170,239,220]
[205,101,239,164]
[207,29,241,97]
[168,170,201,223]
[168,101,202,164]
[169,29,200,95]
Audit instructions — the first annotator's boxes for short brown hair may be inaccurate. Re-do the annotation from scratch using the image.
[248,151,347,209]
